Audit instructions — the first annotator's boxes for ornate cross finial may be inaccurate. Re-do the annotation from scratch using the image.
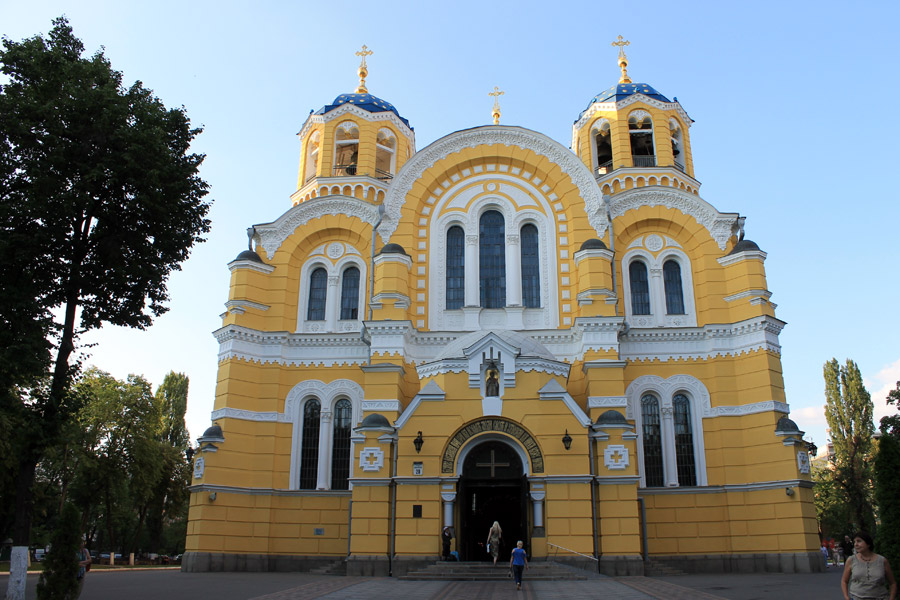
[355,45,373,93]
[611,35,632,84]
[489,86,504,125]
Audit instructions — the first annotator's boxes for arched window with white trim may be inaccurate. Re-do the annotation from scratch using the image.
[663,259,685,315]
[330,399,352,490]
[339,266,360,320]
[479,210,506,308]
[334,121,359,176]
[304,131,320,183]
[375,129,396,180]
[520,223,540,308]
[593,120,613,175]
[673,394,697,486]
[299,399,321,490]
[629,111,655,167]
[641,394,664,487]
[307,267,327,321]
[629,260,651,315]
[670,119,684,172]
[446,226,465,309]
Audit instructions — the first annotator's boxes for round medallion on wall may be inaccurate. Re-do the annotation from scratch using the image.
[485,182,498,192]
[327,242,344,259]
[645,234,664,252]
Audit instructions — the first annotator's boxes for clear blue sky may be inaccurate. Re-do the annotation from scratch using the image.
[3,0,899,451]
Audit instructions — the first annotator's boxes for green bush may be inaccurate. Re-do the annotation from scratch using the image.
[36,503,81,600]
[875,432,900,570]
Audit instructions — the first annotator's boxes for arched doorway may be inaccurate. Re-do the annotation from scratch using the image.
[458,440,528,561]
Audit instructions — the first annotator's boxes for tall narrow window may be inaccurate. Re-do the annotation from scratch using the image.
[673,394,697,486]
[629,261,650,315]
[479,211,506,308]
[629,112,655,167]
[520,224,540,308]
[331,399,352,490]
[334,122,359,176]
[299,399,321,489]
[663,260,685,315]
[670,119,684,172]
[304,131,320,183]
[446,226,465,309]
[641,394,664,487]
[340,267,360,320]
[307,267,327,321]
[594,123,613,174]
[375,129,396,180]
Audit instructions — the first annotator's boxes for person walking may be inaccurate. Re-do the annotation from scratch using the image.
[509,540,528,591]
[486,521,502,566]
[841,531,897,600]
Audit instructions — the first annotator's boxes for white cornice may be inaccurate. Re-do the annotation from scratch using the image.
[383,126,604,242]
[297,102,415,145]
[573,94,693,133]
[214,324,369,367]
[253,195,379,259]
[574,248,614,265]
[224,299,271,315]
[227,259,275,274]
[607,187,739,250]
[717,249,768,266]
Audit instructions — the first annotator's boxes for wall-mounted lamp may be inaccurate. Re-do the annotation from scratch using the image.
[562,430,573,451]
[807,440,818,457]
[186,446,195,462]
[784,487,794,497]
[414,431,424,454]
[209,492,217,501]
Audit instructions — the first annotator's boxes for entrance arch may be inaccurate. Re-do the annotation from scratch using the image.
[458,439,529,562]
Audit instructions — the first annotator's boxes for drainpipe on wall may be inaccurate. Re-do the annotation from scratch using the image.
[388,432,398,576]
[589,427,599,572]
[637,496,648,563]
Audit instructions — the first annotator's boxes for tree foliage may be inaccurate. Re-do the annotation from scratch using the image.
[875,432,900,573]
[822,358,876,532]
[36,502,81,600]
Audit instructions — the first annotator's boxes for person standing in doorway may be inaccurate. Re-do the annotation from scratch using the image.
[441,526,452,561]
[509,540,528,591]
[486,521,502,566]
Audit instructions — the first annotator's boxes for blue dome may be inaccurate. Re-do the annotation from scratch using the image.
[577,83,671,121]
[316,93,410,128]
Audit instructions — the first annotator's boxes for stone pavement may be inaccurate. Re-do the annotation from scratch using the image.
[1,565,847,600]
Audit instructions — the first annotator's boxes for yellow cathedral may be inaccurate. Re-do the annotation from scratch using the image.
[184,42,822,577]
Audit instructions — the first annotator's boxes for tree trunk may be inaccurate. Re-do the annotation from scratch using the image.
[5,457,36,600]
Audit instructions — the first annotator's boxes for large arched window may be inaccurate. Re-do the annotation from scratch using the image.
[299,399,321,489]
[375,129,396,179]
[330,399,352,490]
[673,394,697,486]
[339,266,360,320]
[334,122,359,176]
[663,260,685,315]
[520,224,540,308]
[446,226,465,309]
[628,112,655,167]
[307,267,327,321]
[304,131,320,183]
[629,261,651,315]
[641,394,665,487]
[479,211,506,308]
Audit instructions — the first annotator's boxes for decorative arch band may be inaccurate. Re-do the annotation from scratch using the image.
[441,417,544,474]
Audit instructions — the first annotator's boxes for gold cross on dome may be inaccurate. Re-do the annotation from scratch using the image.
[354,45,373,93]
[611,35,630,57]
[489,86,504,125]
[611,35,632,84]
[355,45,373,67]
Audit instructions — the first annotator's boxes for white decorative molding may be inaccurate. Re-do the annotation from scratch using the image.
[362,400,402,412]
[723,289,773,303]
[215,325,369,367]
[395,381,446,429]
[797,451,810,474]
[384,126,603,242]
[717,249,768,267]
[573,95,693,133]
[254,195,380,259]
[359,447,385,472]
[228,259,275,274]
[589,396,628,409]
[297,102,415,149]
[211,407,286,423]
[622,246,698,328]
[370,292,411,309]
[606,188,739,250]
[574,248,613,266]
[193,456,205,479]
[539,380,591,427]
[224,299,271,315]
[645,234,664,252]
[604,445,629,470]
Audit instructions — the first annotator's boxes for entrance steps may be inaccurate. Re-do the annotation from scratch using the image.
[307,558,347,576]
[398,560,589,581]
[643,559,687,577]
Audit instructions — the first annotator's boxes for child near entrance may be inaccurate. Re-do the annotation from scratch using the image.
[509,540,528,590]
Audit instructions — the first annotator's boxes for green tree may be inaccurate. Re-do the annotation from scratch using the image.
[882,381,900,436]
[823,358,876,532]
[812,459,851,539]
[875,432,900,573]
[35,502,81,600]
[0,18,210,598]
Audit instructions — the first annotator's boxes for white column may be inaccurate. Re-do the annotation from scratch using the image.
[530,490,546,527]
[316,411,333,489]
[325,275,340,331]
[660,404,679,486]
[441,492,457,528]
[650,267,666,326]
[464,235,479,307]
[505,233,522,307]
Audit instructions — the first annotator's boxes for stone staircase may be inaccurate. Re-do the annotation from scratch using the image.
[308,558,347,576]
[399,560,590,581]
[643,559,687,577]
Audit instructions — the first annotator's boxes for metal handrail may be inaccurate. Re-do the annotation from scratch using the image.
[632,155,656,167]
[374,168,393,181]
[673,161,686,173]
[546,542,598,562]
[596,160,613,175]
[333,163,357,176]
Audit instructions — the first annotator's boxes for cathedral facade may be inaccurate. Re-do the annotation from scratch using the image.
[184,46,821,576]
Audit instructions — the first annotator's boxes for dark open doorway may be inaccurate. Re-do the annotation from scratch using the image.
[458,440,528,562]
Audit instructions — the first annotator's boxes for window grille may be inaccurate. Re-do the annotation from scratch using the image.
[520,224,540,308]
[630,261,651,315]
[641,394,664,487]
[446,226,465,309]
[300,399,321,489]
[479,211,506,308]
[307,268,327,321]
[664,260,685,315]
[331,399,352,490]
[673,394,697,486]
[340,267,360,320]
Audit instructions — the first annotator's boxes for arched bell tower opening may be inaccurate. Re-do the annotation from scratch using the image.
[458,440,528,562]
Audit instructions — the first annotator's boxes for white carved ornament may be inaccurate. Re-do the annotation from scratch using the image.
[359,447,385,472]
[604,445,629,470]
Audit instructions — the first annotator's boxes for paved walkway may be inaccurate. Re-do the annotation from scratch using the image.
[1,565,847,600]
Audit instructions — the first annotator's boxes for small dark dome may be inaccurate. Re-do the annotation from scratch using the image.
[359,413,392,428]
[775,416,801,435]
[379,243,409,256]
[233,249,264,263]
[728,239,761,255]
[596,410,627,425]
[580,238,608,251]
[200,424,224,440]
